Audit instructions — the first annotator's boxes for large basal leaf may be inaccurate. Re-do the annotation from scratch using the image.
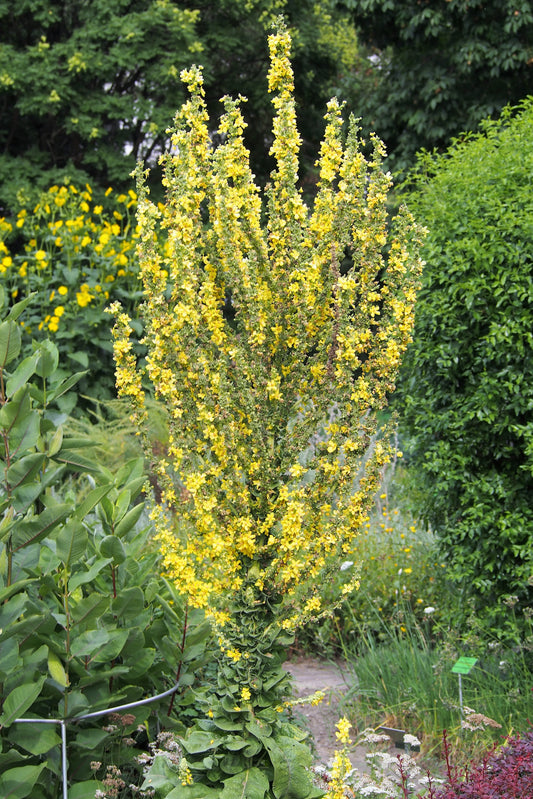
[0,675,46,726]
[165,785,220,799]
[220,768,269,799]
[263,735,314,799]
[181,730,224,755]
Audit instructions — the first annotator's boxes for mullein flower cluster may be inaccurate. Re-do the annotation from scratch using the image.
[112,20,423,628]
[111,18,423,793]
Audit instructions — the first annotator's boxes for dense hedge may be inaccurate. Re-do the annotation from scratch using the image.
[398,99,533,627]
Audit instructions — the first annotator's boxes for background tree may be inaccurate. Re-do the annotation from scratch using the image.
[398,99,533,630]
[341,0,533,173]
[0,0,358,210]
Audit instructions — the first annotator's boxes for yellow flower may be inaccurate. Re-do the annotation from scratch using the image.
[54,306,65,317]
[58,285,68,295]
[35,249,47,261]
[335,717,352,745]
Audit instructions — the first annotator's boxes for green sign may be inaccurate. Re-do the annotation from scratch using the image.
[451,657,478,675]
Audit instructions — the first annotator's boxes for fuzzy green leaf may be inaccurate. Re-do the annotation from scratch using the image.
[220,768,269,799]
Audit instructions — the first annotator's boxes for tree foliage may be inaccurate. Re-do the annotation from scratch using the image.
[398,99,533,624]
[342,0,533,173]
[0,0,358,210]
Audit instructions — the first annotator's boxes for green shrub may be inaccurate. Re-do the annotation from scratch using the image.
[397,98,533,631]
[0,292,213,798]
[0,183,142,406]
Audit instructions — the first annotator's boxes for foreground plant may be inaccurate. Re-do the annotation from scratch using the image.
[112,18,422,798]
[0,292,213,798]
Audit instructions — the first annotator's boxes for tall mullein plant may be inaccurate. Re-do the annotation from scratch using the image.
[111,20,422,797]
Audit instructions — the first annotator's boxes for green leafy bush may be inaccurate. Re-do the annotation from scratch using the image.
[397,98,533,630]
[0,292,213,798]
[0,183,142,405]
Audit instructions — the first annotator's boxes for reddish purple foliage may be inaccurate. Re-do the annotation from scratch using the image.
[422,728,533,799]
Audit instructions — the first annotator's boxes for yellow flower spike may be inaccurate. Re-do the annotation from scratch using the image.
[335,717,352,745]
[110,19,423,628]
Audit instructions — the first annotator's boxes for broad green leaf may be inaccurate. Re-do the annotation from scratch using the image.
[113,488,131,524]
[11,503,70,551]
[69,782,105,799]
[68,557,112,591]
[70,593,108,627]
[263,736,314,799]
[73,728,110,749]
[47,425,63,457]
[124,647,156,678]
[6,453,46,489]
[71,628,129,663]
[0,675,46,726]
[220,768,269,799]
[165,785,220,799]
[0,320,21,367]
[48,649,69,687]
[0,637,19,675]
[48,370,87,402]
[11,481,45,514]
[111,586,144,620]
[10,722,61,755]
[99,534,126,563]
[35,340,58,378]
[5,352,40,398]
[181,730,223,754]
[70,628,110,658]
[114,501,145,537]
[8,408,41,456]
[6,294,35,322]
[91,628,129,662]
[0,763,47,799]
[0,591,27,633]
[55,449,101,474]
[211,718,243,732]
[55,520,88,566]
[73,483,112,521]
[0,580,34,606]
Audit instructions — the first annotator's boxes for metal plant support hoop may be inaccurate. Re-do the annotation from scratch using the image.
[14,680,180,799]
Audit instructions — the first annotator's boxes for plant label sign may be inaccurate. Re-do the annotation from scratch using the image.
[451,657,478,675]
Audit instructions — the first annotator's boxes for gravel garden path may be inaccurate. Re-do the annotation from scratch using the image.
[283,656,369,771]
[284,656,433,795]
